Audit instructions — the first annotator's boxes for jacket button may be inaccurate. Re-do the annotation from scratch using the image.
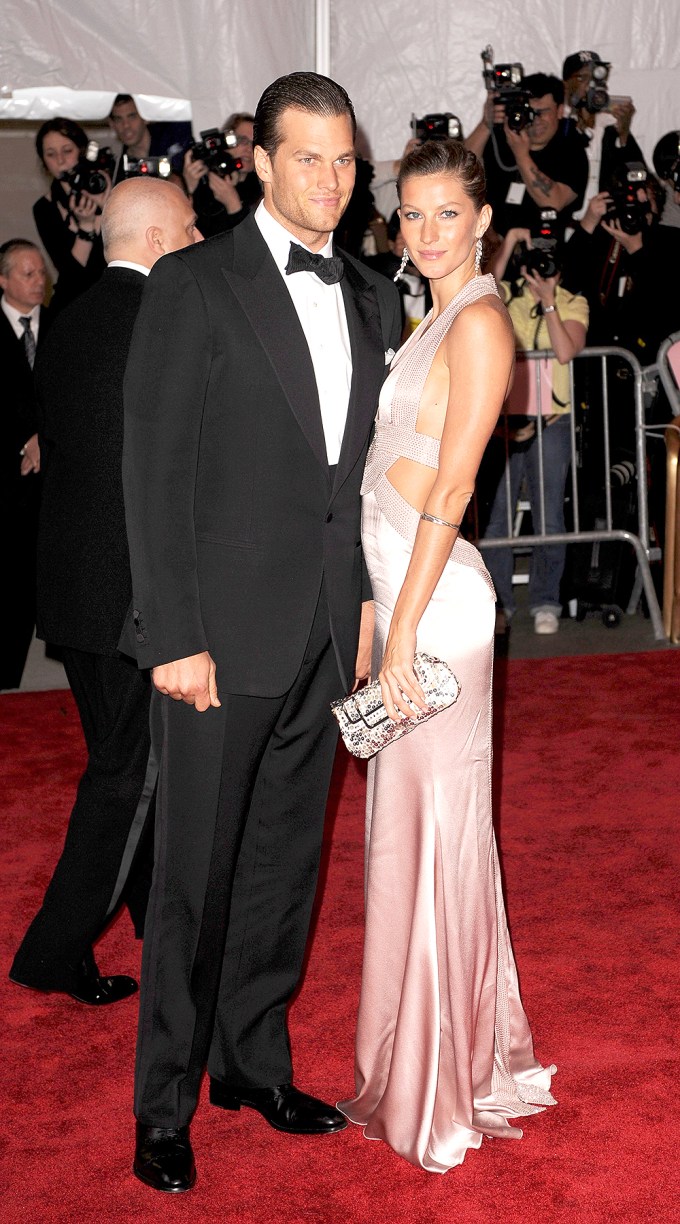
[325,512,333,523]
[135,632,145,643]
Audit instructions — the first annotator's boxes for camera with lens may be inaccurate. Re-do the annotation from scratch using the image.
[581,60,611,114]
[481,45,535,133]
[63,141,115,200]
[605,162,649,235]
[190,128,243,178]
[123,154,172,179]
[522,210,561,279]
[411,113,463,144]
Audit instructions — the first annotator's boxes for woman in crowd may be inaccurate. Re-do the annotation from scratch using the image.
[33,117,108,310]
[338,140,556,1171]
[482,228,588,634]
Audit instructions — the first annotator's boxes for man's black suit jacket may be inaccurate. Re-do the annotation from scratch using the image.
[0,305,49,515]
[35,267,146,653]
[122,214,401,696]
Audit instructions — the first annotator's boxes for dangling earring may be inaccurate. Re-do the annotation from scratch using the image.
[394,247,410,282]
[475,237,483,276]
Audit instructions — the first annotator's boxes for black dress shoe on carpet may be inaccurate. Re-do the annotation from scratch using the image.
[133,1123,196,1193]
[9,967,138,1006]
[209,1079,348,1134]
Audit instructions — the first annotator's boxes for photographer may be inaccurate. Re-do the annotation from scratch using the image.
[110,94,193,184]
[564,168,680,357]
[562,51,645,218]
[182,112,262,237]
[482,227,588,634]
[33,118,109,310]
[466,73,588,239]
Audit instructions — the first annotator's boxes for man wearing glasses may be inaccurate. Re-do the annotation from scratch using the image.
[467,72,588,239]
[183,111,263,237]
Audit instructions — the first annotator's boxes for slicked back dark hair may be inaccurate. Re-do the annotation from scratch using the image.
[254,71,356,157]
[110,93,137,115]
[523,73,565,106]
[397,140,486,213]
[35,117,89,166]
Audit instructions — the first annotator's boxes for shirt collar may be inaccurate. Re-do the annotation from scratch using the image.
[107,260,151,276]
[254,200,334,276]
[1,298,41,327]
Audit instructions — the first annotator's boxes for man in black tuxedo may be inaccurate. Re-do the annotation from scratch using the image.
[0,240,49,689]
[9,179,202,1006]
[123,72,401,1193]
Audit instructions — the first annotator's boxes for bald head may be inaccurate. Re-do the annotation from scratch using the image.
[101,178,202,266]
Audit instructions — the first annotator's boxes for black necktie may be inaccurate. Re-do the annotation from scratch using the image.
[19,316,36,369]
[285,242,344,285]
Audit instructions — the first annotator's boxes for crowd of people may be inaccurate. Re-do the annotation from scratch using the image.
[1,49,679,1194]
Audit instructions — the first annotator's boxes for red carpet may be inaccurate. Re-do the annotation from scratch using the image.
[2,653,679,1223]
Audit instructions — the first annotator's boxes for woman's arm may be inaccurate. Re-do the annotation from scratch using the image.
[489,227,532,281]
[378,302,514,720]
[521,270,587,363]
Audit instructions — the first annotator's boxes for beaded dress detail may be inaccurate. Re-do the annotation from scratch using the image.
[338,271,556,1172]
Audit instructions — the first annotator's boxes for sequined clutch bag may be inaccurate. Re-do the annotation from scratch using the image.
[331,652,461,759]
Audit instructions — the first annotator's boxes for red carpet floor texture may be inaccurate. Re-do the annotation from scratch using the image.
[1,652,679,1223]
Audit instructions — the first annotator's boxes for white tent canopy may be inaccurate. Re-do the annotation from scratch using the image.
[1,0,678,161]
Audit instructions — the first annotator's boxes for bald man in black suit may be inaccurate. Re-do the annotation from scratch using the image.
[9,180,203,1007]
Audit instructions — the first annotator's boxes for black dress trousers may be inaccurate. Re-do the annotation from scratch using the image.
[11,647,154,991]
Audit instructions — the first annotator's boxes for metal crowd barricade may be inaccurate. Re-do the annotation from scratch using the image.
[642,331,680,641]
[475,346,665,641]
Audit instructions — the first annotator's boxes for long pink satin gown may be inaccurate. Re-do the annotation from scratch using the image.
[337,274,556,1172]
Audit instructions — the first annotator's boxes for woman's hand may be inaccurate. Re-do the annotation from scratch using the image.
[207,170,242,212]
[580,190,611,234]
[600,215,643,254]
[378,626,428,722]
[521,266,559,309]
[183,149,206,194]
[71,191,100,231]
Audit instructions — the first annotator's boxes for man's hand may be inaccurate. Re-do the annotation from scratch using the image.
[352,600,375,691]
[152,651,221,711]
[20,432,40,476]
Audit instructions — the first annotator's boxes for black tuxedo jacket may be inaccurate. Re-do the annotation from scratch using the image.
[35,267,146,653]
[0,305,50,514]
[122,214,401,695]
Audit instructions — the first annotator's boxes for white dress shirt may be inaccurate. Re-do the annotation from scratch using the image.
[107,260,151,276]
[2,298,41,343]
[255,201,352,465]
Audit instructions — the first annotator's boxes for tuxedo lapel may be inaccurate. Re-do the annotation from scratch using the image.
[221,218,329,474]
[333,255,385,494]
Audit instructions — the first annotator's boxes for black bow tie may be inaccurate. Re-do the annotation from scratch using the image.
[285,242,344,285]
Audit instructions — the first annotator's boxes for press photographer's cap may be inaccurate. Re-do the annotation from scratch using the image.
[562,50,602,79]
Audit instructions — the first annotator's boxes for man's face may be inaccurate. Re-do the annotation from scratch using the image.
[0,248,48,313]
[527,94,562,151]
[232,120,255,174]
[254,107,356,251]
[110,102,147,149]
[565,68,592,108]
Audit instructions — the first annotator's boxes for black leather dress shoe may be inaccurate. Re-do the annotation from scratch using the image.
[9,967,138,1006]
[133,1123,196,1193]
[209,1079,348,1135]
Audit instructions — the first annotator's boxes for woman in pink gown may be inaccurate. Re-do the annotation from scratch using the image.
[338,140,556,1172]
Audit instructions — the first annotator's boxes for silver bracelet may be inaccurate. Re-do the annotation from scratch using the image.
[420,511,461,530]
[543,304,557,314]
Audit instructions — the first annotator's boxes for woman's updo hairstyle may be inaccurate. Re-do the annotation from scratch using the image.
[397,139,486,212]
